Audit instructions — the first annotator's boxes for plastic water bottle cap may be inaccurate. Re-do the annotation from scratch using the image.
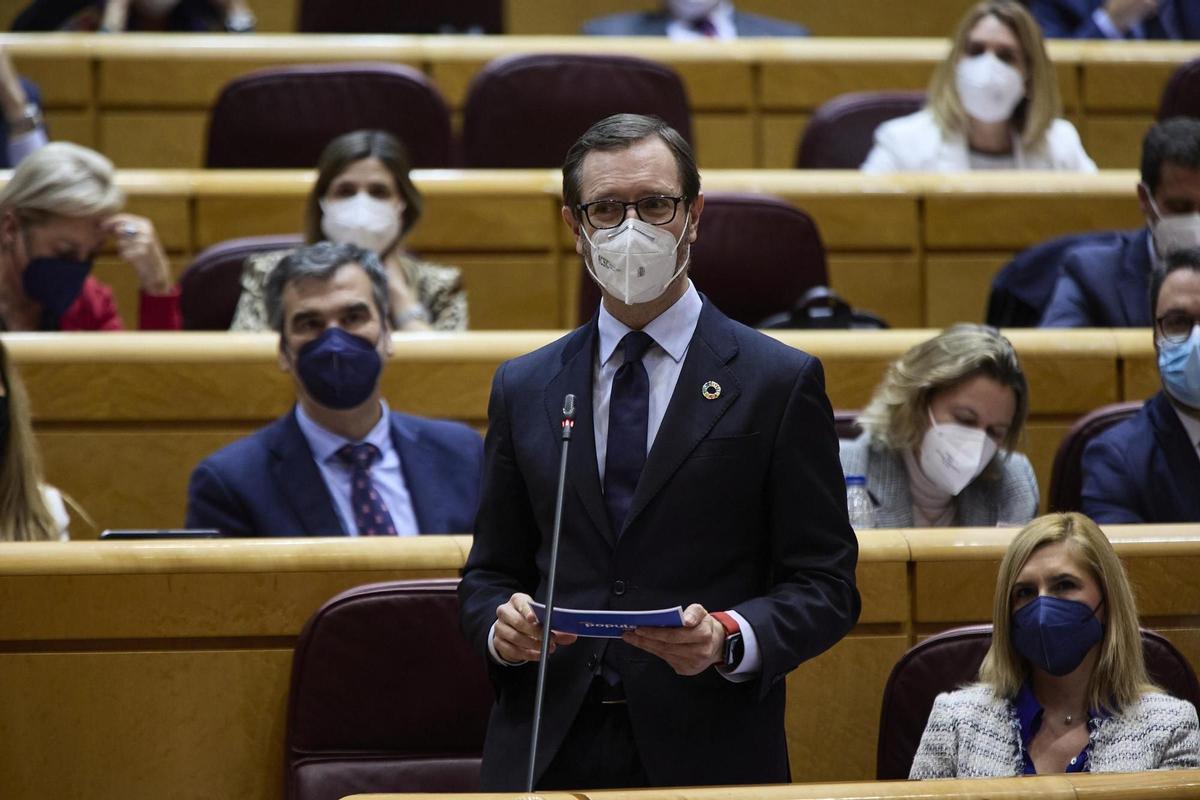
[845,475,866,487]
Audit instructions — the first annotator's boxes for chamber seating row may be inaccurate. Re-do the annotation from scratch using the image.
[4,328,1159,536]
[24,168,1148,331]
[4,34,1192,170]
[0,527,1196,799]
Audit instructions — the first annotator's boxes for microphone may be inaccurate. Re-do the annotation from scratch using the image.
[525,393,575,792]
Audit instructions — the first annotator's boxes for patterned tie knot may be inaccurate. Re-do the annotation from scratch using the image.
[621,331,655,365]
[337,442,381,469]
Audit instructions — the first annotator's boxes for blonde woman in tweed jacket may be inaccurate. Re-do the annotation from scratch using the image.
[910,513,1200,778]
[840,324,1038,528]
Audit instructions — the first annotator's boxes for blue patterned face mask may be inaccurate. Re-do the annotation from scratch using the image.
[1159,326,1200,410]
[1011,596,1104,677]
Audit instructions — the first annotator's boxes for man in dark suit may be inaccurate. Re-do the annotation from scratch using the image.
[582,0,807,38]
[1031,0,1200,39]
[458,114,860,790]
[1041,117,1200,327]
[186,242,482,537]
[1082,249,1200,522]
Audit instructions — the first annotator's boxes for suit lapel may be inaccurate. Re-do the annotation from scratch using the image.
[390,413,436,534]
[1117,229,1153,326]
[623,303,740,529]
[268,409,346,536]
[1147,393,1200,518]
[544,319,614,546]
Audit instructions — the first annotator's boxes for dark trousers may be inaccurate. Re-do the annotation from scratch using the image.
[537,685,648,790]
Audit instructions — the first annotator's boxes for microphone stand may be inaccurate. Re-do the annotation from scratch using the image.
[525,394,575,793]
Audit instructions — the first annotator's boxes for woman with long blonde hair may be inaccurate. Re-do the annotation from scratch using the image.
[0,340,68,540]
[910,512,1199,777]
[861,0,1096,173]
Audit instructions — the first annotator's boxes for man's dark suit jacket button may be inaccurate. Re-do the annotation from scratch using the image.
[586,654,599,671]
[612,580,627,596]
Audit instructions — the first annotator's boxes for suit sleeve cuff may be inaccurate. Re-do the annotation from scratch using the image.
[716,609,761,682]
[487,620,526,667]
[1091,8,1125,38]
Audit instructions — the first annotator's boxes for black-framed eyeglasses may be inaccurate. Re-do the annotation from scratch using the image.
[1156,312,1200,344]
[577,195,684,230]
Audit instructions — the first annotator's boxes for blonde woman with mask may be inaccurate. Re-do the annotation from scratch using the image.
[840,324,1037,527]
[910,512,1199,777]
[861,0,1097,173]
[230,129,466,332]
[0,340,69,540]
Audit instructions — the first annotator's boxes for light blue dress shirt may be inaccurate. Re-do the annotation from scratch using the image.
[294,400,420,537]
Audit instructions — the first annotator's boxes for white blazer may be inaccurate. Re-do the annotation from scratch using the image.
[861,109,1098,173]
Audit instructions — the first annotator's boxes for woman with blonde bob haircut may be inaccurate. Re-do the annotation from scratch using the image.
[0,340,69,539]
[862,0,1096,173]
[842,323,1037,527]
[911,512,1199,777]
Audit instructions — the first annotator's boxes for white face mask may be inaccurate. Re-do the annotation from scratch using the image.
[320,194,403,255]
[581,214,690,306]
[1145,190,1200,258]
[955,52,1025,125]
[918,414,1000,497]
[667,0,722,22]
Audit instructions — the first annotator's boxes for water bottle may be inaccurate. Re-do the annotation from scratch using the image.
[845,474,875,530]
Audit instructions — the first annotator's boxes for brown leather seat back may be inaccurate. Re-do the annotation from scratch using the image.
[1159,57,1200,120]
[796,91,925,169]
[179,234,304,330]
[1047,401,1142,512]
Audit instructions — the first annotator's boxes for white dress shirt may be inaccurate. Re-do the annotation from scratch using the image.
[665,1,736,40]
[294,400,420,537]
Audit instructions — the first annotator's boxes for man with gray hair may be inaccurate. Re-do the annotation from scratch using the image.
[186,241,483,537]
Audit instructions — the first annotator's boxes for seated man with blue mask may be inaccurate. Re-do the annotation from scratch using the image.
[1081,248,1200,523]
[1030,0,1199,40]
[1041,117,1200,328]
[186,241,483,537]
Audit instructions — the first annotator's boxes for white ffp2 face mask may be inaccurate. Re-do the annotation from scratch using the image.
[1145,190,1200,258]
[582,215,690,306]
[320,194,403,255]
[918,416,999,497]
[955,52,1026,124]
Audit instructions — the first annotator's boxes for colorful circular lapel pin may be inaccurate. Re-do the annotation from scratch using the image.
[701,381,721,400]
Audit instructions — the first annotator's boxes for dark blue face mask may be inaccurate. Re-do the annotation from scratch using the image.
[294,327,383,410]
[1011,595,1105,677]
[21,255,94,318]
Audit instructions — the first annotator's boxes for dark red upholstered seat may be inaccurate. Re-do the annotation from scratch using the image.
[206,64,451,168]
[179,234,304,330]
[576,193,827,327]
[462,53,692,168]
[285,579,493,800]
[876,624,1200,780]
[1159,57,1200,121]
[299,0,502,33]
[1047,401,1143,512]
[796,91,926,169]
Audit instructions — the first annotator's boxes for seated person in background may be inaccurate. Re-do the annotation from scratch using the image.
[231,129,466,332]
[581,0,807,39]
[0,46,49,167]
[841,323,1038,527]
[1042,117,1200,328]
[12,0,255,32]
[0,142,179,332]
[187,241,483,538]
[1031,0,1199,40]
[911,511,1199,778]
[0,340,69,540]
[861,0,1096,173]
[1081,249,1200,522]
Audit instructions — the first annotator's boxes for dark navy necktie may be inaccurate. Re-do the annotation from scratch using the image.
[692,16,717,36]
[604,331,654,535]
[336,443,397,536]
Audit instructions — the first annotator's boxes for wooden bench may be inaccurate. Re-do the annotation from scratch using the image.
[2,328,1152,535]
[0,526,1194,799]
[1,34,1190,170]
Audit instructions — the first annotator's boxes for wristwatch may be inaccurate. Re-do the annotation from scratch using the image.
[711,611,744,670]
[8,102,42,136]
